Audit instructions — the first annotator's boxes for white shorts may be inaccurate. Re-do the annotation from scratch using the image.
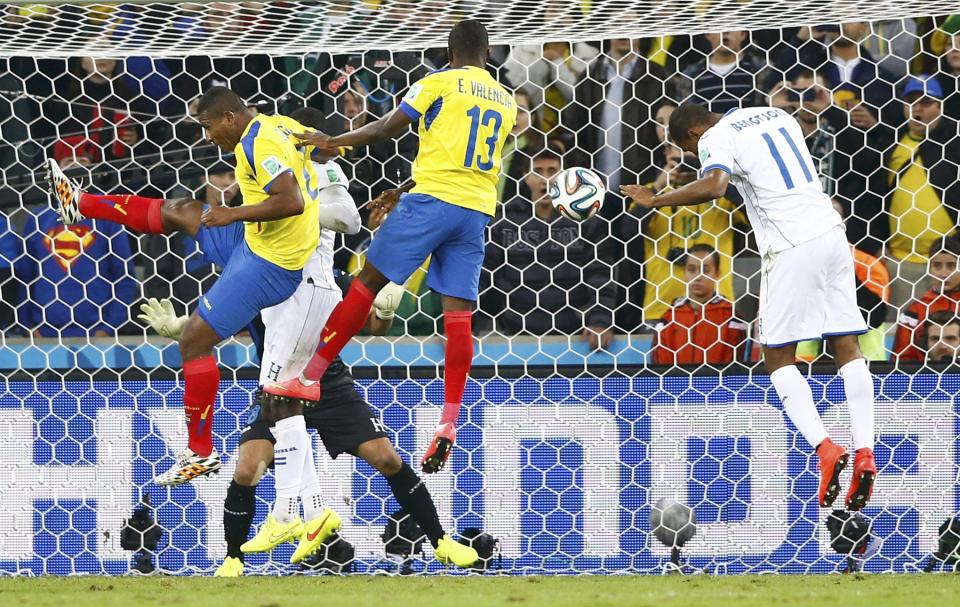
[758,226,867,347]
[258,283,342,385]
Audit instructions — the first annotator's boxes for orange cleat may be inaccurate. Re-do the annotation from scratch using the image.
[816,438,849,508]
[845,448,877,512]
[263,376,322,405]
[421,423,456,474]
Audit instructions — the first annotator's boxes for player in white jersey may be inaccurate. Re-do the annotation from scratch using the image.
[140,108,478,575]
[622,102,877,512]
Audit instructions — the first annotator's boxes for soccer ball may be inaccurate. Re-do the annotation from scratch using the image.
[549,167,606,221]
[649,498,697,548]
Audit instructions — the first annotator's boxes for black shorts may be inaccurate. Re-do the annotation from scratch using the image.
[239,359,387,459]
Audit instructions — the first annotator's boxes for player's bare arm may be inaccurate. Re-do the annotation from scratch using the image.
[294,109,414,155]
[200,172,306,227]
[620,169,729,210]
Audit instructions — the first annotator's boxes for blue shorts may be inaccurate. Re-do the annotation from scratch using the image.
[366,193,490,301]
[196,222,302,340]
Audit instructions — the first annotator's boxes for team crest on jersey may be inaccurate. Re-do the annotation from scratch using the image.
[404,83,423,102]
[699,148,711,163]
[326,168,339,183]
[261,156,284,177]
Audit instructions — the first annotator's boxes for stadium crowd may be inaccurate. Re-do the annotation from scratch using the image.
[1,6,960,366]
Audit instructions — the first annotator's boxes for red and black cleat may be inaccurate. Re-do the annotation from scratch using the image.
[263,376,322,407]
[845,448,877,512]
[421,423,456,474]
[817,437,849,508]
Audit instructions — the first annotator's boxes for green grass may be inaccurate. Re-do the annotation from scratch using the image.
[1,574,958,607]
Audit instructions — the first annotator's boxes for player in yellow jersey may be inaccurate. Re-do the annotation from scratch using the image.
[264,20,516,474]
[47,87,321,485]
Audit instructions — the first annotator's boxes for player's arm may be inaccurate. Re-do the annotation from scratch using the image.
[295,109,414,156]
[318,185,362,235]
[368,180,416,229]
[620,169,730,210]
[201,172,306,227]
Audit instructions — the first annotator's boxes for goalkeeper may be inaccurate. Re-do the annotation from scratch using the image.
[136,108,478,576]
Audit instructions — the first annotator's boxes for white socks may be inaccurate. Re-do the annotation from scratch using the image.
[270,415,310,524]
[299,434,325,521]
[840,358,876,451]
[770,365,828,449]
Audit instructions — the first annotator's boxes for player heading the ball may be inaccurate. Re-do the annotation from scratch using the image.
[622,102,877,512]
[263,19,517,475]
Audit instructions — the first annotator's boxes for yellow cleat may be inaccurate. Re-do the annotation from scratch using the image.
[214,556,244,577]
[241,515,303,553]
[435,534,479,568]
[290,508,342,564]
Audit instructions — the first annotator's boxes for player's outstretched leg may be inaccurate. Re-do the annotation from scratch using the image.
[216,436,275,577]
[831,336,878,511]
[766,345,848,508]
[47,158,203,236]
[357,438,478,568]
[421,297,475,474]
[263,264,390,403]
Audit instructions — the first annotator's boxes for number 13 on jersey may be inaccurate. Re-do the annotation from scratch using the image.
[463,105,503,171]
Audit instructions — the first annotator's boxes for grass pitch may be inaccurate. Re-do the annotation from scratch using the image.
[1,574,957,607]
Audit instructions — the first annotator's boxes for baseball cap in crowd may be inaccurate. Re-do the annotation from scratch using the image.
[901,74,944,100]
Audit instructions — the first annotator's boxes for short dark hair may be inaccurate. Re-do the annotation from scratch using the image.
[528,140,564,168]
[685,243,720,270]
[668,102,713,143]
[196,86,246,116]
[927,310,960,330]
[289,106,326,131]
[448,19,489,59]
[929,235,960,258]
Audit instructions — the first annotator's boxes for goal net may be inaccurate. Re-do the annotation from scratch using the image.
[1,0,960,576]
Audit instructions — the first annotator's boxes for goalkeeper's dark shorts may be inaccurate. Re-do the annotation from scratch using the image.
[238,358,387,459]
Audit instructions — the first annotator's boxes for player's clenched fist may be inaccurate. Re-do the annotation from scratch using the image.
[200,205,237,227]
[620,184,655,208]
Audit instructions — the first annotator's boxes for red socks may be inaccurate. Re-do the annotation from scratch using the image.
[79,193,165,234]
[302,279,376,380]
[182,356,220,456]
[440,311,473,425]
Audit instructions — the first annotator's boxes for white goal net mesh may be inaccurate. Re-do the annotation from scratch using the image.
[1,0,960,576]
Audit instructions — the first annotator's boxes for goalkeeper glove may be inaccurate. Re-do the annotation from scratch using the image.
[373,281,406,320]
[137,297,188,340]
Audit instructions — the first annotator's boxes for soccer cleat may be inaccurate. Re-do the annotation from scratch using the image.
[845,448,877,512]
[241,515,304,554]
[262,376,322,406]
[213,556,244,577]
[290,507,342,564]
[816,438,848,508]
[46,158,85,225]
[435,534,479,568]
[154,447,221,486]
[421,423,456,474]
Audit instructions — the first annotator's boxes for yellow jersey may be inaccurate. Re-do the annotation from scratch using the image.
[399,66,517,216]
[233,114,321,270]
[887,133,955,263]
[634,193,747,321]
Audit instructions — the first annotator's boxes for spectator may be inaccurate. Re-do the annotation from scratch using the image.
[924,311,960,362]
[678,31,764,113]
[14,207,136,338]
[650,245,748,365]
[893,236,960,361]
[50,57,145,170]
[629,144,747,323]
[498,89,544,203]
[796,199,890,361]
[939,25,960,124]
[569,38,670,194]
[768,69,838,197]
[861,19,920,79]
[139,167,233,312]
[882,75,959,311]
[0,213,20,332]
[504,40,597,133]
[481,143,618,349]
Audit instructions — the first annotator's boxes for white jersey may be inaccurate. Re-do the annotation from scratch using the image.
[697,106,842,254]
[302,160,351,291]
